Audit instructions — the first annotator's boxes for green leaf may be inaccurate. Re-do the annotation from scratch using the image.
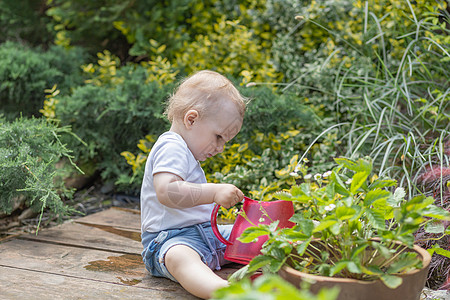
[330,261,348,276]
[274,191,292,201]
[289,214,304,224]
[329,221,341,235]
[313,219,338,233]
[424,220,445,234]
[331,171,350,196]
[342,196,353,206]
[351,244,369,259]
[405,196,434,211]
[238,226,270,243]
[386,187,405,206]
[350,171,369,194]
[371,242,394,259]
[363,189,391,206]
[430,244,450,258]
[387,252,421,274]
[324,182,335,200]
[422,205,450,220]
[227,264,250,282]
[298,219,314,236]
[268,257,287,272]
[336,206,356,220]
[349,205,363,221]
[362,265,383,275]
[296,238,312,256]
[380,274,403,289]
[334,157,359,171]
[290,185,304,197]
[370,179,397,190]
[247,255,274,273]
[299,182,311,196]
[269,246,287,261]
[268,220,280,232]
[365,208,385,230]
[347,261,361,274]
[282,230,309,241]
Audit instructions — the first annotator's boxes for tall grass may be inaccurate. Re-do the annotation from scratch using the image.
[295,1,449,200]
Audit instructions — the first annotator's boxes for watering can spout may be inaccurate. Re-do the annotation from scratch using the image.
[211,196,295,265]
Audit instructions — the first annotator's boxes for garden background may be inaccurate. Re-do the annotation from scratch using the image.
[0,0,449,291]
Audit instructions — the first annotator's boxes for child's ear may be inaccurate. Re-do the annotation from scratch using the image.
[184,109,199,128]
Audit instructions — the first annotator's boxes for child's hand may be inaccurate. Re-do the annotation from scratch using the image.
[213,184,244,209]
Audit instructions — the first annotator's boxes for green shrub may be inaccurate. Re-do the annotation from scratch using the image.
[53,65,174,192]
[46,0,279,84]
[0,117,80,228]
[175,16,279,84]
[237,86,316,142]
[0,0,54,46]
[46,0,271,59]
[0,41,86,119]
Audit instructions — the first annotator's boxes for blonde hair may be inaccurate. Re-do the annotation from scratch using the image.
[165,70,247,123]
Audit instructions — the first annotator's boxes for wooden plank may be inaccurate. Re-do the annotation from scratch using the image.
[1,207,240,299]
[0,266,198,299]
[20,221,142,254]
[0,239,179,291]
[74,207,140,230]
[0,239,238,291]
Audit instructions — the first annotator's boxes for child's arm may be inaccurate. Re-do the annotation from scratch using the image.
[153,172,243,209]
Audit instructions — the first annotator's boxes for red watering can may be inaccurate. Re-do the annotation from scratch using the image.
[211,196,295,265]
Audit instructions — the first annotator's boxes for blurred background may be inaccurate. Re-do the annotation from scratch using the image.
[0,0,449,289]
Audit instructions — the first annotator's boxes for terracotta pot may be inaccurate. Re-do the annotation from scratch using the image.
[278,243,431,300]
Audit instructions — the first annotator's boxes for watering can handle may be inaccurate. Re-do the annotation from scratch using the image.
[211,204,233,246]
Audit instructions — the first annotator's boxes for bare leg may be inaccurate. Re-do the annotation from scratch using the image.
[164,244,228,299]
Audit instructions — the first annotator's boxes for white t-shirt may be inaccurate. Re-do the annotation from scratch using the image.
[140,131,214,233]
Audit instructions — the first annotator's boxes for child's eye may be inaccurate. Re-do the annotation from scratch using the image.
[216,135,222,140]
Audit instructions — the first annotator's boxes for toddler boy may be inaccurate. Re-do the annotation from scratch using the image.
[141,70,247,299]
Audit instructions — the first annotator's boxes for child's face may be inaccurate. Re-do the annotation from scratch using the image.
[184,100,243,161]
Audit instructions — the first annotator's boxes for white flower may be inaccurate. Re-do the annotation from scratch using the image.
[259,217,265,222]
[312,220,320,226]
[324,204,336,211]
[304,174,312,180]
[345,178,353,185]
[302,157,309,163]
[314,173,322,181]
[322,171,332,178]
[290,171,299,177]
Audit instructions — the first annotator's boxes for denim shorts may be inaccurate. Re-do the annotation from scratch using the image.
[141,222,232,282]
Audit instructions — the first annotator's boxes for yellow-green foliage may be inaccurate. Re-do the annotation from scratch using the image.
[40,84,60,119]
[175,17,280,85]
[140,40,180,86]
[298,0,447,68]
[81,49,179,87]
[121,135,155,174]
[47,0,280,85]
[81,50,123,86]
[203,142,254,181]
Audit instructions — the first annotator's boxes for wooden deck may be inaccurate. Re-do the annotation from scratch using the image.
[0,207,240,299]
